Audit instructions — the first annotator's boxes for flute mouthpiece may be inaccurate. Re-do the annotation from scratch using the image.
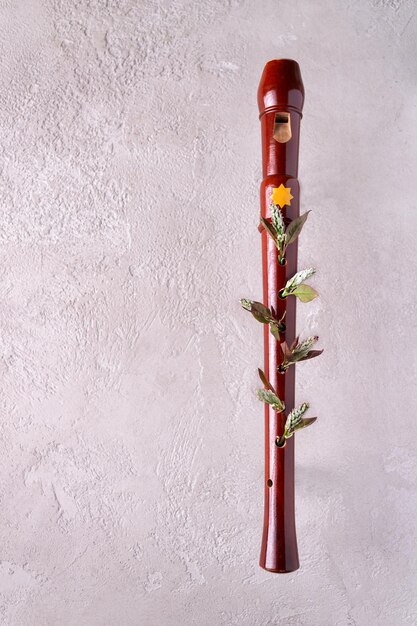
[257,59,305,118]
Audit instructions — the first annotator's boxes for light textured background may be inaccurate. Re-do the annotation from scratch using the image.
[0,0,416,624]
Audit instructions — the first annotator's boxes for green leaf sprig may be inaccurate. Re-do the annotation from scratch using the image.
[276,403,317,447]
[261,203,310,264]
[240,299,286,340]
[240,200,320,447]
[280,267,318,302]
[278,336,323,373]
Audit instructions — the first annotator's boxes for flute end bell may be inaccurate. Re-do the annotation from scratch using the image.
[259,541,300,573]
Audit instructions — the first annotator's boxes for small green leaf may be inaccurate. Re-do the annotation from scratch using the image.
[292,284,319,303]
[293,335,315,353]
[269,323,282,341]
[240,299,272,323]
[285,211,310,246]
[256,389,285,412]
[289,337,321,363]
[285,402,309,433]
[251,301,271,317]
[282,268,316,295]
[250,302,272,323]
[251,311,269,323]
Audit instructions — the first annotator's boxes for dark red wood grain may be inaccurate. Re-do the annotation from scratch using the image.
[258,60,304,573]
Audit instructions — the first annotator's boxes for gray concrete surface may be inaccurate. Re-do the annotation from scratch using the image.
[0,0,416,624]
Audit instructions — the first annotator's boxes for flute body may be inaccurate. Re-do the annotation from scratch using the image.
[258,60,304,573]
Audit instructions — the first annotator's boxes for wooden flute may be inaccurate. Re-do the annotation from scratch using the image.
[258,59,305,573]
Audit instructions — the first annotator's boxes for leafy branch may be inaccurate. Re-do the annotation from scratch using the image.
[280,267,318,302]
[278,336,323,373]
[261,203,310,264]
[240,197,320,447]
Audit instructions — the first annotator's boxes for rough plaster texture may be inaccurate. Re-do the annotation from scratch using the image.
[0,0,417,624]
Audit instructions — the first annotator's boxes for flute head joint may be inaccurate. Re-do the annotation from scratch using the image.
[258,59,304,119]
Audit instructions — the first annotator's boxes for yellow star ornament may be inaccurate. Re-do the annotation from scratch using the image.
[271,184,293,209]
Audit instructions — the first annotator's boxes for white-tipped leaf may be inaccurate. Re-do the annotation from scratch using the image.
[284,268,316,293]
[279,336,323,371]
[285,402,309,435]
[270,203,286,242]
[256,389,285,412]
[292,336,319,360]
[293,416,317,431]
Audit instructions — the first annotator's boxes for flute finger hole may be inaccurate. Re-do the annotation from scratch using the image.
[267,479,273,487]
